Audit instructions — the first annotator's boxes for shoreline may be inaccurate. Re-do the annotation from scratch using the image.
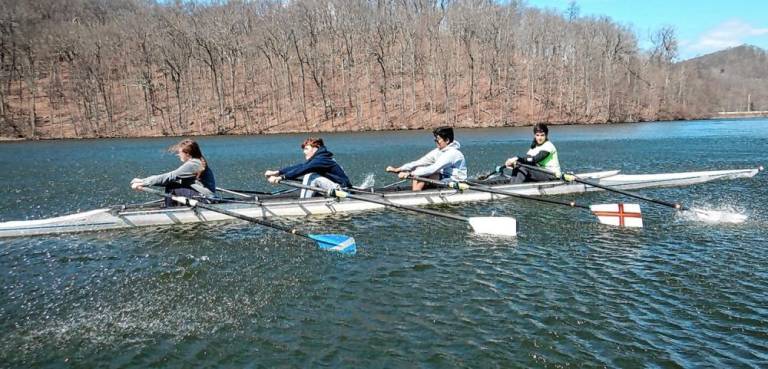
[712,111,768,119]
[1,116,763,142]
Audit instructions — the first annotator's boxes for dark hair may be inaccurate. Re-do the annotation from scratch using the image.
[169,139,207,172]
[169,139,204,159]
[301,137,325,149]
[432,126,454,143]
[530,123,549,148]
[533,123,549,135]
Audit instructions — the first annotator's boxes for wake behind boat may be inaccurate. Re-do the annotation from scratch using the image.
[0,167,759,238]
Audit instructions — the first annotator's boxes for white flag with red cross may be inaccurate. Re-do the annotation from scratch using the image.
[589,203,643,228]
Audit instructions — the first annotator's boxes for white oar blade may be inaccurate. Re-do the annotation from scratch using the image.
[468,217,517,236]
[590,203,643,228]
[308,234,357,254]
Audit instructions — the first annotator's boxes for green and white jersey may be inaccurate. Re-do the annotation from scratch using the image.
[526,141,561,174]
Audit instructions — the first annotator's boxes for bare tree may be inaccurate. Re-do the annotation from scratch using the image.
[0,0,761,139]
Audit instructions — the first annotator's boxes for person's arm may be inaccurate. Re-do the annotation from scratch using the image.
[266,162,308,184]
[136,160,202,187]
[411,150,457,177]
[521,150,551,165]
[279,157,326,180]
[398,149,438,172]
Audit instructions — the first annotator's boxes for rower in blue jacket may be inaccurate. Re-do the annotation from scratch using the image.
[265,137,352,198]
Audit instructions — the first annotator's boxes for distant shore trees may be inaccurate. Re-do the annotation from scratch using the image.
[0,0,765,139]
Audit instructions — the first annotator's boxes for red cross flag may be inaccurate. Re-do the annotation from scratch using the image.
[589,203,643,228]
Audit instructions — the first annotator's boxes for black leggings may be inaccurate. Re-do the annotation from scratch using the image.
[507,166,556,184]
[163,185,211,207]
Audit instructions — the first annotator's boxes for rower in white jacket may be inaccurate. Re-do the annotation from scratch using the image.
[386,126,467,191]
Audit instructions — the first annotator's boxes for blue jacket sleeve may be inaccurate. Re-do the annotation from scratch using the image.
[279,157,333,179]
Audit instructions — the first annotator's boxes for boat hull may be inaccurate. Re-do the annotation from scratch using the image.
[0,168,758,238]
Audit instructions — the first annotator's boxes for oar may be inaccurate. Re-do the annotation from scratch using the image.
[475,166,507,181]
[515,163,739,222]
[409,175,643,228]
[216,187,260,198]
[516,162,692,207]
[380,179,408,189]
[138,187,356,254]
[216,187,298,196]
[279,180,517,237]
[345,187,386,197]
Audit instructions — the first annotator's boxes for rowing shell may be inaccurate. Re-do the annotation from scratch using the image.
[0,168,758,238]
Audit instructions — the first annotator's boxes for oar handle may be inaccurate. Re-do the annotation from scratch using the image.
[516,163,684,210]
[476,166,505,181]
[408,175,470,191]
[138,187,312,238]
[280,180,469,222]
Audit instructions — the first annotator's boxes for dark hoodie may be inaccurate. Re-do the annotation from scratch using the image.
[278,146,352,188]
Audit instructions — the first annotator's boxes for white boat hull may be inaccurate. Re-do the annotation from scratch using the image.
[0,168,758,238]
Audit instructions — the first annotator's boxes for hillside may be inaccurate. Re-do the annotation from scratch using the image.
[679,45,768,113]
[1,1,766,139]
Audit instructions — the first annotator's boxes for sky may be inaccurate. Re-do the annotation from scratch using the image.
[524,0,768,60]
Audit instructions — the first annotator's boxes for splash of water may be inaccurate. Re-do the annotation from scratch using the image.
[680,206,748,224]
[357,173,376,189]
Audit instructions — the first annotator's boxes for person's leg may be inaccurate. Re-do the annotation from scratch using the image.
[163,187,176,207]
[299,173,343,198]
[528,169,556,182]
[300,173,318,198]
[412,173,440,191]
[309,175,341,194]
[164,186,199,207]
[506,167,529,184]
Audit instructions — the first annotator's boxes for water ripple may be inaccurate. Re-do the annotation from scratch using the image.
[2,123,768,367]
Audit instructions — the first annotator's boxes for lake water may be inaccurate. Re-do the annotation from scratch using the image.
[1,119,767,368]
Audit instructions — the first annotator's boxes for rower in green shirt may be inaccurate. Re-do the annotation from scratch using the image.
[504,123,561,183]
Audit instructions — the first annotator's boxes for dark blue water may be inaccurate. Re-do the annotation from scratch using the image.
[1,119,767,368]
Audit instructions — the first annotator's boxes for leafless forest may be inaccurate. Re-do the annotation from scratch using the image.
[0,0,765,139]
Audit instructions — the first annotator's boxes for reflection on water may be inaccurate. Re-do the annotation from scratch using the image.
[1,119,767,367]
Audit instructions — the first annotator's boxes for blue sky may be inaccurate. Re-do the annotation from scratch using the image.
[524,0,768,60]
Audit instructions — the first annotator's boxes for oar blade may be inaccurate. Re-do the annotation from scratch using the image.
[308,234,357,254]
[467,217,517,236]
[590,203,643,228]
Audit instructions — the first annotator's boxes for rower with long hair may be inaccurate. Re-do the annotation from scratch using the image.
[130,139,216,206]
[504,123,561,183]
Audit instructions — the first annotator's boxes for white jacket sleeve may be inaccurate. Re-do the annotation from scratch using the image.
[399,149,439,171]
[411,150,457,177]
